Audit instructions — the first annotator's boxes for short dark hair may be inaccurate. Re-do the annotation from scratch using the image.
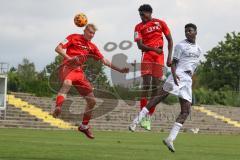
[138,4,153,13]
[185,23,197,31]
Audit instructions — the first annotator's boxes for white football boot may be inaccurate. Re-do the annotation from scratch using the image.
[129,123,137,132]
[163,138,175,152]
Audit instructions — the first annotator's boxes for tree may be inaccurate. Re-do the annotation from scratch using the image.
[197,32,240,91]
[7,67,20,92]
[17,58,37,82]
[45,55,63,76]
[84,58,110,89]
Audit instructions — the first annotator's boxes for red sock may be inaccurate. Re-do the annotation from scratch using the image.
[148,106,156,116]
[82,114,91,125]
[55,95,65,108]
[140,97,148,110]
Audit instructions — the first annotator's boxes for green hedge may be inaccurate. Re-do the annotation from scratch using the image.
[193,88,240,107]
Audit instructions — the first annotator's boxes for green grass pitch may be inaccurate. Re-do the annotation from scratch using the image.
[0,128,239,160]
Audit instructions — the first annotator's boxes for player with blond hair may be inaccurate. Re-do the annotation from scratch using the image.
[52,24,129,139]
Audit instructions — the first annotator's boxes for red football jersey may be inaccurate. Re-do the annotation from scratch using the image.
[134,18,170,48]
[60,34,104,65]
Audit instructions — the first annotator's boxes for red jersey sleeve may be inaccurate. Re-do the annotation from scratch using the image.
[134,25,142,42]
[160,20,171,36]
[90,44,104,61]
[59,34,73,49]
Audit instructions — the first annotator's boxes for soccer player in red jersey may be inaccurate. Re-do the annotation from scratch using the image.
[52,24,129,139]
[134,4,173,130]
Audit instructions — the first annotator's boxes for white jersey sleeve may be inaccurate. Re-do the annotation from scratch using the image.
[173,44,183,60]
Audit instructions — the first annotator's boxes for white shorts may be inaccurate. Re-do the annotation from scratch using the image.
[163,70,192,102]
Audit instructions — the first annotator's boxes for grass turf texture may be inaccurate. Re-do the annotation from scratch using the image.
[0,128,239,160]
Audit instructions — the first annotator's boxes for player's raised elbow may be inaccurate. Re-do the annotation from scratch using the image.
[55,45,60,52]
[55,45,62,54]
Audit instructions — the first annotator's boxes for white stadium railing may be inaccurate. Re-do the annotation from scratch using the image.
[0,63,9,119]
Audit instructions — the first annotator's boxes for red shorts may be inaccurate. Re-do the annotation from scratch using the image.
[141,51,164,78]
[60,65,93,96]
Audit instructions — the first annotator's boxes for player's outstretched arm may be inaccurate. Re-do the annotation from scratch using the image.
[165,34,173,67]
[101,58,129,73]
[136,40,162,54]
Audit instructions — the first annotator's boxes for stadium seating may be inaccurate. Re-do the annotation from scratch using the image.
[0,92,239,134]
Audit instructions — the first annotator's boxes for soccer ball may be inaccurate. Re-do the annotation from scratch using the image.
[74,13,88,27]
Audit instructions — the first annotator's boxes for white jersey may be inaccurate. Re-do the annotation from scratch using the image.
[163,39,202,102]
[173,40,202,74]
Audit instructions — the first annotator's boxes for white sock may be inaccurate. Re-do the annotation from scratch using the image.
[133,107,149,124]
[167,122,183,141]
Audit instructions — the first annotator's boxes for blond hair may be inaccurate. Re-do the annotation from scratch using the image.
[85,23,98,31]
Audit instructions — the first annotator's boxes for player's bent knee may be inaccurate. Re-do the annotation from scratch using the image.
[183,111,190,118]
[63,80,72,86]
[182,110,190,117]
[87,98,96,108]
